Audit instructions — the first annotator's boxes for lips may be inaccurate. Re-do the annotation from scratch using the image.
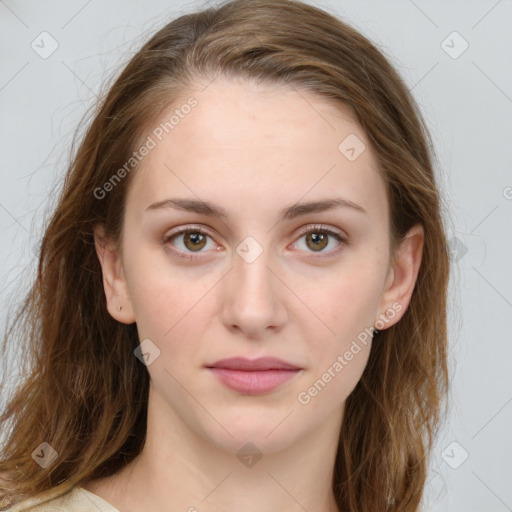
[206,357,300,371]
[206,357,302,395]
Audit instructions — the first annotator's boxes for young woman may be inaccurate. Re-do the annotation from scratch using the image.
[0,0,450,510]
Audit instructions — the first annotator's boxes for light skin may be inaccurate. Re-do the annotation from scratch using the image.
[84,76,423,512]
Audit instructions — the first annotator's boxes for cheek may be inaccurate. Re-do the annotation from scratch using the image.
[301,263,384,341]
[295,258,383,394]
[297,341,371,414]
[123,239,215,332]
[130,279,210,342]
[296,275,377,410]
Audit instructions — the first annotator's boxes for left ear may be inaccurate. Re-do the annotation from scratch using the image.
[375,223,424,330]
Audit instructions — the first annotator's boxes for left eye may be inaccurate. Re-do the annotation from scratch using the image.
[163,224,346,260]
[293,225,345,254]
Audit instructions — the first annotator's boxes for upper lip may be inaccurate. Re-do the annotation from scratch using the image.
[207,357,301,371]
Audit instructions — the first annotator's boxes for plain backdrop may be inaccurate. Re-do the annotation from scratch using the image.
[1,1,511,511]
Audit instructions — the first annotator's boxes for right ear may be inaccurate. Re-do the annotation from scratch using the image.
[93,224,136,324]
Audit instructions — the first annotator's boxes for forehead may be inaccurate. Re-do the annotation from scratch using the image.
[127,77,388,225]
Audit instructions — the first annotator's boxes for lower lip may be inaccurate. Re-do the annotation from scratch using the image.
[208,368,301,395]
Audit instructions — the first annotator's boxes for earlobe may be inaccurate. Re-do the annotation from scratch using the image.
[375,223,424,330]
[93,225,136,324]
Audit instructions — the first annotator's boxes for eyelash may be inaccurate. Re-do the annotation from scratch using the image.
[162,224,348,261]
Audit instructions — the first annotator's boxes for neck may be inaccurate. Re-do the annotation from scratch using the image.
[83,386,343,512]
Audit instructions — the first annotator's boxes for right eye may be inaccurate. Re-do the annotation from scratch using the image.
[162,225,221,260]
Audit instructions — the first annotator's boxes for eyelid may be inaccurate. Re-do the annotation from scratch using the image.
[294,223,348,242]
[162,224,218,248]
[164,223,348,241]
[163,223,212,238]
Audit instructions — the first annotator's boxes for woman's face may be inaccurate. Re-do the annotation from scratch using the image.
[96,76,419,455]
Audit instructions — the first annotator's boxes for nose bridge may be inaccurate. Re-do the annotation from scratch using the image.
[234,247,274,300]
[221,236,287,335]
[233,240,277,307]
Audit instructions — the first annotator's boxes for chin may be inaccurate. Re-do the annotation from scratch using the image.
[197,409,304,455]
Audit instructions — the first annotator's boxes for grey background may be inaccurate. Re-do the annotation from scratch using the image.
[1,1,511,510]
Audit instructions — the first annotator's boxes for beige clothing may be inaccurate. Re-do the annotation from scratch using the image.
[3,486,119,512]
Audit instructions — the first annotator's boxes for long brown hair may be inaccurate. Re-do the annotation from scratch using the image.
[0,1,450,510]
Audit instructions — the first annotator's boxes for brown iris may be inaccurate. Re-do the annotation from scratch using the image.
[306,231,328,251]
[183,232,207,251]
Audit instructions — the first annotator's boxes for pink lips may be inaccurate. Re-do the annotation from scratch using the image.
[206,357,302,395]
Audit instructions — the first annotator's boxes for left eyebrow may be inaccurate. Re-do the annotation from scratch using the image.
[280,197,367,219]
[145,196,367,220]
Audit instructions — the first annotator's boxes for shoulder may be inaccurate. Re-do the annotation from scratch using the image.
[2,486,120,512]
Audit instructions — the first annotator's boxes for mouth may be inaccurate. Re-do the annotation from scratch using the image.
[206,357,303,395]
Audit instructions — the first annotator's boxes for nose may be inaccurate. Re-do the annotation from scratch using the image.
[220,246,288,340]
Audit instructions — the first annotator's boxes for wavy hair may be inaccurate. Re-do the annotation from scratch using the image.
[0,1,450,510]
